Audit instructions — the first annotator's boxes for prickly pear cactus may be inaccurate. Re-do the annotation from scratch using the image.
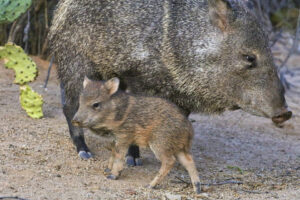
[0,43,38,85]
[0,43,43,119]
[20,85,43,119]
[0,0,32,24]
[0,0,43,119]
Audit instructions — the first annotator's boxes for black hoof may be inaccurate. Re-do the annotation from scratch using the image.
[104,168,111,173]
[126,156,135,166]
[146,184,157,189]
[126,156,143,166]
[135,158,143,166]
[106,174,117,180]
[78,151,92,160]
[195,182,201,194]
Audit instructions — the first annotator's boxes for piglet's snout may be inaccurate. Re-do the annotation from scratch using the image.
[71,115,82,127]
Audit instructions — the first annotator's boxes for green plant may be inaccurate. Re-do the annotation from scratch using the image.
[20,85,43,119]
[0,0,43,119]
[0,0,32,24]
[227,165,244,175]
[0,43,37,84]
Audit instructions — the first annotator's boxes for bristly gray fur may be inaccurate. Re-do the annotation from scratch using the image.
[49,0,288,118]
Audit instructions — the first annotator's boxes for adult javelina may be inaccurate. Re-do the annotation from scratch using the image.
[48,0,292,162]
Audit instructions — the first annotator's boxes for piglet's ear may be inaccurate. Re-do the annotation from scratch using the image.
[105,77,120,95]
[83,76,92,88]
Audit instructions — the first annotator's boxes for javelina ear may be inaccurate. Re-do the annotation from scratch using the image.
[208,0,234,32]
[105,77,120,95]
[83,76,92,88]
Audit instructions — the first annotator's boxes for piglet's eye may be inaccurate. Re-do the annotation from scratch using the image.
[92,102,101,109]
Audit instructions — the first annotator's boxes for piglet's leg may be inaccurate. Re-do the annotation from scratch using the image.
[149,155,176,188]
[107,142,129,180]
[104,141,116,173]
[177,152,201,194]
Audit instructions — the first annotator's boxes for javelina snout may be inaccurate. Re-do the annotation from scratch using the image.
[271,108,292,124]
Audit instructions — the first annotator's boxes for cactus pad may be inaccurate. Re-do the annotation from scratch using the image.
[0,43,38,85]
[0,0,32,24]
[20,85,43,119]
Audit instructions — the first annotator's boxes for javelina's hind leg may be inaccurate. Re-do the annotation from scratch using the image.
[177,152,201,194]
[126,145,142,166]
[60,82,92,160]
[149,155,176,188]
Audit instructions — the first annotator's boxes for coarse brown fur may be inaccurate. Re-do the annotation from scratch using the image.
[72,77,201,194]
[48,0,291,159]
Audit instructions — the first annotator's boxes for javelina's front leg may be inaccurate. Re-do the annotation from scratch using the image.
[104,153,115,174]
[107,142,129,180]
[104,141,115,173]
[60,82,92,159]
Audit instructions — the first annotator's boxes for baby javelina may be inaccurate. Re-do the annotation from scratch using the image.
[72,77,201,194]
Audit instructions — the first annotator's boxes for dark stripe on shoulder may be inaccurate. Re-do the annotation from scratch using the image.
[114,95,129,121]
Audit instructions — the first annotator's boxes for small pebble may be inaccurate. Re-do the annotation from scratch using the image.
[165,192,182,200]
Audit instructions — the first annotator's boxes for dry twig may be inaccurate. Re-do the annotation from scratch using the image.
[44,55,55,89]
[174,176,243,187]
[0,197,30,200]
[240,189,264,194]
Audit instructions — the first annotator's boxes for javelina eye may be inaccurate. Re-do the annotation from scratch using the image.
[92,102,101,109]
[243,54,257,69]
[243,54,256,63]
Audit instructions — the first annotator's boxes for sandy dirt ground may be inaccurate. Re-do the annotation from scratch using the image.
[0,52,299,200]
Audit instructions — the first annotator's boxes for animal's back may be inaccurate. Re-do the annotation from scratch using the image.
[49,0,211,95]
[50,0,165,70]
